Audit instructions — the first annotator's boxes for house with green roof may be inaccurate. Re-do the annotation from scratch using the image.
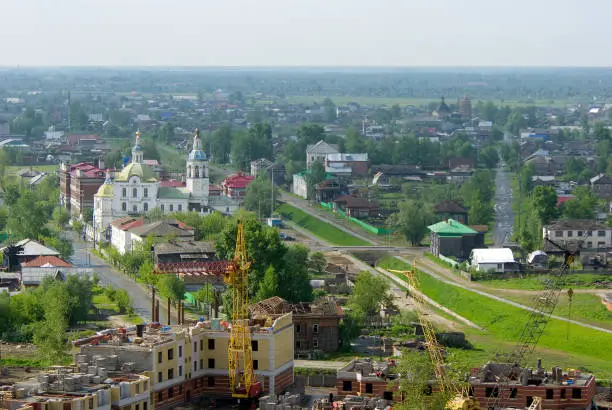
[428,218,483,259]
[292,169,344,200]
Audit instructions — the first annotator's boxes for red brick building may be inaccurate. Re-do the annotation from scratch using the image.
[336,359,399,401]
[470,362,596,409]
[60,162,106,217]
[221,172,255,200]
[333,194,380,219]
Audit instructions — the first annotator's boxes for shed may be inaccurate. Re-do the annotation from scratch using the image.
[470,248,516,273]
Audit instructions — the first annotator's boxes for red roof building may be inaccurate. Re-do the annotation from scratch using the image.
[209,184,222,197]
[221,172,255,199]
[60,162,106,217]
[21,255,72,268]
[66,134,100,146]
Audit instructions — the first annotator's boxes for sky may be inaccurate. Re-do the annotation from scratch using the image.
[1,0,609,67]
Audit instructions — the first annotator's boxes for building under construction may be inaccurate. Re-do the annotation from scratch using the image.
[1,317,294,410]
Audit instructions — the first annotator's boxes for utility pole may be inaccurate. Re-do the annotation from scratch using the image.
[270,167,274,218]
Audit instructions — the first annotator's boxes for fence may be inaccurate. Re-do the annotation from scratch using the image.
[319,202,393,235]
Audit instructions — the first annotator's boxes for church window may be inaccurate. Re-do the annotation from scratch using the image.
[144,188,148,198]
[194,166,199,178]
[122,188,126,197]
[178,204,182,211]
[188,166,192,178]
[144,203,148,212]
[122,202,127,211]
[133,188,138,198]
[170,204,174,212]
[133,205,138,213]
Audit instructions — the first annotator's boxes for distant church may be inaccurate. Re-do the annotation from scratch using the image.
[93,130,238,240]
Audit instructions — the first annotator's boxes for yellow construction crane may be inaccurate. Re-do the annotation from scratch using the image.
[389,260,479,410]
[223,221,262,399]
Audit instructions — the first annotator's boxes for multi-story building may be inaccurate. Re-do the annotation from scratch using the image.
[220,172,255,200]
[60,161,106,218]
[459,96,472,119]
[325,153,369,177]
[542,220,612,250]
[336,359,399,401]
[68,317,294,409]
[306,140,339,169]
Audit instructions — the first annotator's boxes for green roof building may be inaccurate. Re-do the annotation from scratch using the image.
[427,219,483,259]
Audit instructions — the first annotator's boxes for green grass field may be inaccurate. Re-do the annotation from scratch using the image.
[277,203,369,246]
[482,273,612,290]
[378,257,612,378]
[6,164,59,174]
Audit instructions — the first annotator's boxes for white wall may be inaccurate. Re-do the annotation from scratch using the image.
[292,174,308,199]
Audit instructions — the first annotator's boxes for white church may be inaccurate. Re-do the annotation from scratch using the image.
[93,130,238,241]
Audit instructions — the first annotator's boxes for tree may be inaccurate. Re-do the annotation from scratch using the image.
[42,236,74,261]
[306,160,326,200]
[255,266,280,301]
[52,207,70,228]
[157,275,185,303]
[532,186,559,224]
[114,289,133,314]
[209,124,232,163]
[33,281,70,362]
[561,186,598,220]
[390,200,433,246]
[593,121,611,141]
[345,127,366,153]
[242,176,279,218]
[7,191,51,239]
[396,350,452,410]
[308,251,327,275]
[278,245,313,303]
[348,271,394,325]
[322,98,336,123]
[479,146,499,169]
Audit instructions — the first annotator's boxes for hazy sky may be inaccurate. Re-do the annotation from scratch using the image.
[2,0,608,66]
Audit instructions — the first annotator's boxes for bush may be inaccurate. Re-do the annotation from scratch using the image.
[114,289,133,314]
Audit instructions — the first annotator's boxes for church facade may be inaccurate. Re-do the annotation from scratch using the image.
[93,130,238,241]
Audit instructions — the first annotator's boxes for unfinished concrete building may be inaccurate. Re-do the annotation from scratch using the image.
[336,359,399,402]
[470,360,596,409]
[250,297,342,358]
[0,367,150,410]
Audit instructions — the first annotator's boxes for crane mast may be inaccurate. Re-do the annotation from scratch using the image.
[224,221,261,399]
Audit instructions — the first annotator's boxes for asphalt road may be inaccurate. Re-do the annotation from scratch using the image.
[493,163,514,246]
[69,232,167,324]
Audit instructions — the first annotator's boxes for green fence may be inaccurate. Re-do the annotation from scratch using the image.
[318,202,393,235]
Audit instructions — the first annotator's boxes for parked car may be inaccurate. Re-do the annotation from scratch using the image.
[279,232,295,241]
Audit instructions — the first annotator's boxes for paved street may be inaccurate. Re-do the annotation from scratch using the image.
[69,232,167,324]
[493,163,514,246]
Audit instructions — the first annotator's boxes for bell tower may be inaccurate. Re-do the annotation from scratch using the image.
[186,129,209,199]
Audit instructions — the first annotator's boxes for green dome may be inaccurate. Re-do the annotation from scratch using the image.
[96,183,114,197]
[115,162,157,182]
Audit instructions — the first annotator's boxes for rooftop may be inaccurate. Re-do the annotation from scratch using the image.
[5,239,60,257]
[21,255,72,268]
[471,248,515,264]
[333,194,379,209]
[222,172,255,189]
[115,162,157,183]
[154,240,215,256]
[475,361,594,388]
[428,219,477,236]
[338,358,399,382]
[545,219,610,231]
[434,200,467,214]
[326,153,369,162]
[250,297,342,319]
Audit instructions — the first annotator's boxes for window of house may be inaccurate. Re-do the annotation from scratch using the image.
[555,230,562,237]
[208,377,215,387]
[497,263,503,270]
[143,202,148,212]
[194,342,197,353]
[135,404,139,410]
[252,341,258,351]
[208,339,215,350]
[179,385,183,394]
[193,361,197,371]
[598,230,606,237]
[122,188,127,197]
[572,388,582,399]
[342,381,352,391]
[157,372,162,383]
[168,348,174,360]
[486,387,499,398]
[253,360,258,370]
[313,324,319,334]
[568,231,573,237]
[295,340,300,349]
[144,188,148,198]
[587,230,593,236]
[132,188,137,198]
[383,392,393,401]
[133,204,137,213]
[560,389,566,399]
[178,366,182,377]
[122,202,127,211]
[167,368,174,379]
[365,383,373,394]
[200,359,203,370]
[208,358,215,368]
[313,339,319,348]
[158,352,163,363]
[587,242,593,248]
[143,402,147,410]
[510,388,518,398]
[578,231,583,237]
[170,204,174,212]
[168,388,173,398]
[157,392,163,402]
[178,204,182,211]
[296,324,301,333]
[178,346,182,358]
[161,205,165,212]
[200,340,204,351]
[89,398,94,409]
[526,397,534,407]
[546,389,554,400]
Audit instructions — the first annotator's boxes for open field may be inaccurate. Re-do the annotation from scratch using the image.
[284,95,569,108]
[378,257,612,378]
[6,164,58,174]
[277,203,369,246]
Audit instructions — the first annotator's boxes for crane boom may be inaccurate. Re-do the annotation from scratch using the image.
[223,221,262,399]
[485,238,579,409]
